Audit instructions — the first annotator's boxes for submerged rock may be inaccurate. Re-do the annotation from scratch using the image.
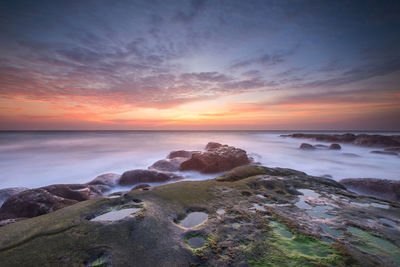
[340,178,400,202]
[180,143,251,173]
[370,150,398,156]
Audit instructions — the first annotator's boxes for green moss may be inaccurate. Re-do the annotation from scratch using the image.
[90,255,110,267]
[347,226,400,265]
[216,165,266,182]
[250,221,356,267]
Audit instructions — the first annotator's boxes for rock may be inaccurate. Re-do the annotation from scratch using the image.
[329,143,341,150]
[370,150,398,156]
[299,143,315,150]
[217,165,266,182]
[149,158,186,172]
[353,134,400,147]
[205,142,223,151]
[0,184,103,220]
[87,173,121,193]
[133,184,151,190]
[119,169,174,186]
[1,166,399,266]
[283,133,400,147]
[180,144,250,173]
[340,178,400,202]
[384,147,400,152]
[0,187,28,206]
[167,150,197,159]
[0,188,78,220]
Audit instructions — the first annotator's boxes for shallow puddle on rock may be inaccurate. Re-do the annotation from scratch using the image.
[370,202,390,209]
[351,201,390,209]
[295,189,320,209]
[306,205,335,220]
[347,226,400,265]
[91,207,141,222]
[179,212,208,228]
[320,224,342,238]
[232,222,241,229]
[186,236,206,249]
[107,195,120,199]
[379,218,397,228]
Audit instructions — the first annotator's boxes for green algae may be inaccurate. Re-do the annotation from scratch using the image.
[250,221,355,266]
[216,165,266,182]
[347,226,400,265]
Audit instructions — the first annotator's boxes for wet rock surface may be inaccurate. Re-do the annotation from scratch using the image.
[87,173,121,193]
[1,165,399,266]
[119,169,180,186]
[282,133,400,147]
[180,142,251,173]
[0,184,103,221]
[340,178,400,202]
[0,187,28,206]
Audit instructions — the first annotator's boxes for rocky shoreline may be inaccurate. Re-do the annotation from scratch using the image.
[0,141,399,266]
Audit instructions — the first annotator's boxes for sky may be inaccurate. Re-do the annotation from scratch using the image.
[0,0,399,130]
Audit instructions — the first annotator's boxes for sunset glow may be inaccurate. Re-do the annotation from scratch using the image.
[1,1,399,130]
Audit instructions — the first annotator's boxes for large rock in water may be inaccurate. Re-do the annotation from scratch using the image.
[148,158,187,172]
[339,178,400,202]
[282,133,400,147]
[180,142,251,173]
[87,173,121,193]
[0,187,28,206]
[0,184,102,221]
[299,143,315,150]
[119,169,175,186]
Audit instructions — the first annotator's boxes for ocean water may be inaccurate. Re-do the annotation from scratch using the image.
[0,131,399,190]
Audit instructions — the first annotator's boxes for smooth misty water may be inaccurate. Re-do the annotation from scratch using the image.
[0,131,399,189]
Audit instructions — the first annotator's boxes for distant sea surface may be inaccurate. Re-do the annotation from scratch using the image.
[0,131,399,189]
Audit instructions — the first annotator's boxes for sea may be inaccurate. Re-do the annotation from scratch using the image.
[0,131,399,190]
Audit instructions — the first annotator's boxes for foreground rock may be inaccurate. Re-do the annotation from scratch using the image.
[340,178,400,202]
[283,133,400,147]
[0,187,28,206]
[1,165,399,266]
[0,184,102,221]
[180,142,251,173]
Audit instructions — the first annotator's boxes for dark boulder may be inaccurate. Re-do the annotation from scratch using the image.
[329,143,341,150]
[314,144,328,148]
[299,143,315,150]
[119,169,174,186]
[180,144,250,173]
[0,187,28,206]
[87,173,121,193]
[354,135,400,147]
[0,183,103,220]
[0,188,78,220]
[340,178,400,202]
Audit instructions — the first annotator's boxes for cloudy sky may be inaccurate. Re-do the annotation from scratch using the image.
[1,0,399,130]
